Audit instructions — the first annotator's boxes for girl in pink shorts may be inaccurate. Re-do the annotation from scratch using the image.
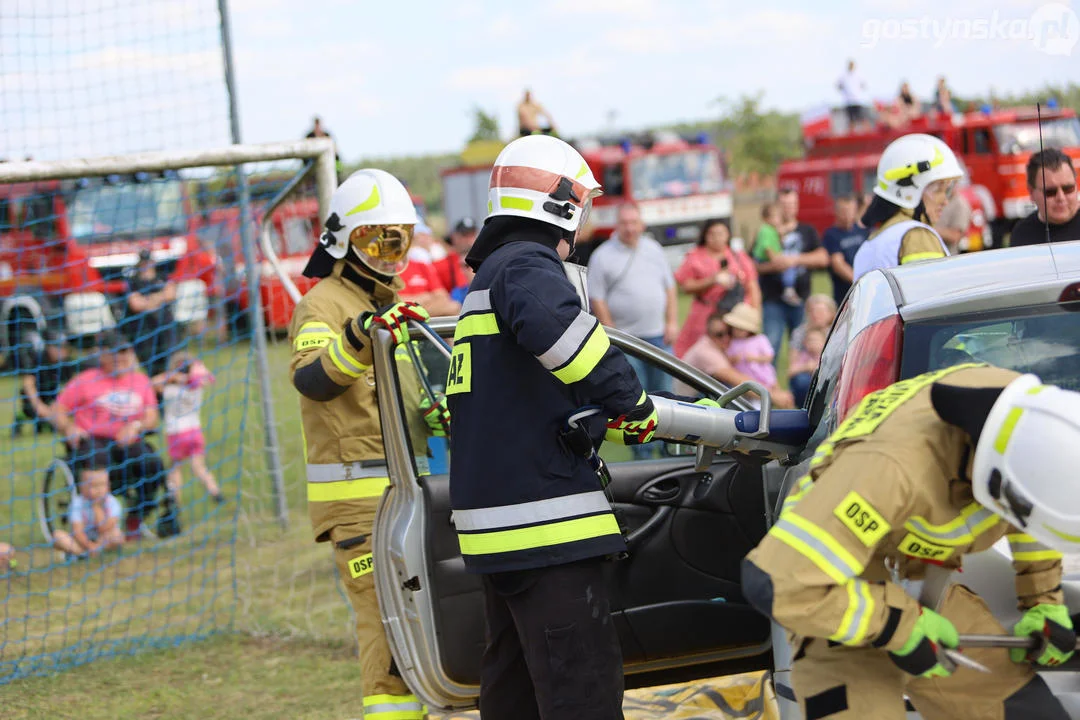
[153,352,223,504]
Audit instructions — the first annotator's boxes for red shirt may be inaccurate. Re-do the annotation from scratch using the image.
[399,254,443,299]
[56,368,157,440]
[432,250,468,293]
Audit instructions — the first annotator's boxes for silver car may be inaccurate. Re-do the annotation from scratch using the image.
[369,240,1080,717]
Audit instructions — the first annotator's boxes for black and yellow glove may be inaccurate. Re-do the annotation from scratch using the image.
[605,393,659,445]
[420,394,451,438]
[1011,604,1076,666]
[888,606,959,678]
[357,301,431,346]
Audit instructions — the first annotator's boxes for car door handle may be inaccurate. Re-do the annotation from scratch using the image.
[640,477,681,504]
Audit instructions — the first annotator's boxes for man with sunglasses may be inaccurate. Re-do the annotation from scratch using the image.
[1009,148,1080,248]
[288,168,433,720]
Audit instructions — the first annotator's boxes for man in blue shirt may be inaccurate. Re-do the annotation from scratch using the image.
[822,194,868,305]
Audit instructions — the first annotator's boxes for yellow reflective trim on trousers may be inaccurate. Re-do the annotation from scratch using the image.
[362,694,426,720]
[458,514,621,556]
[552,324,610,384]
[455,312,499,339]
[328,335,367,378]
[993,407,1024,454]
[307,477,389,502]
[900,250,945,264]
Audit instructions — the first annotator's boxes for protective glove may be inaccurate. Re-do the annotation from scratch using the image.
[420,394,451,438]
[1010,604,1076,666]
[887,606,960,678]
[356,301,430,346]
[605,394,659,445]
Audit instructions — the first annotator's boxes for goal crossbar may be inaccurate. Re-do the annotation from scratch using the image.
[0,138,338,218]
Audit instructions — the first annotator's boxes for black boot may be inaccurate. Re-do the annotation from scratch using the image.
[156,496,183,538]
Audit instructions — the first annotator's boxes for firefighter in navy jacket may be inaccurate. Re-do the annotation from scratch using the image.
[447,135,659,720]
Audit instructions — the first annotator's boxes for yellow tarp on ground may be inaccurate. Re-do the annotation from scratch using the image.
[431,671,778,719]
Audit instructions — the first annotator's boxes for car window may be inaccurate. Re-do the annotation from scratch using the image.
[392,334,454,477]
[901,304,1080,392]
[805,297,853,437]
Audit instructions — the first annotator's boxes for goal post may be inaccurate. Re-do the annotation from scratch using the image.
[0,139,336,683]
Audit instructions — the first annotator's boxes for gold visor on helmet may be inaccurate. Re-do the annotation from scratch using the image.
[349,223,414,275]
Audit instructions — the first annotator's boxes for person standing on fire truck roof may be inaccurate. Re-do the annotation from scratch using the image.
[447,134,662,720]
[852,133,963,282]
[288,168,448,720]
[741,364,1080,719]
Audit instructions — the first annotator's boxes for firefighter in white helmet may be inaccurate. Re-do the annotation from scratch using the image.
[852,133,964,281]
[742,363,1080,719]
[447,134,662,718]
[289,168,443,720]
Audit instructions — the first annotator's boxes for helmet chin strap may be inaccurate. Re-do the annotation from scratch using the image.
[913,200,929,224]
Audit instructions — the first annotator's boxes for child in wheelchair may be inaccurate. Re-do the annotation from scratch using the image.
[51,443,124,560]
[153,351,222,505]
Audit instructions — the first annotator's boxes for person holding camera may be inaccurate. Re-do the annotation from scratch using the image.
[673,218,760,359]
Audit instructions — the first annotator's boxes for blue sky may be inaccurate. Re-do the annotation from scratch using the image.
[2,0,1079,163]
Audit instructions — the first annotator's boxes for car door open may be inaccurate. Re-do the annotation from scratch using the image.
[372,319,809,712]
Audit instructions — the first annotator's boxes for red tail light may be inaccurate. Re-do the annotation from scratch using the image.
[833,314,902,424]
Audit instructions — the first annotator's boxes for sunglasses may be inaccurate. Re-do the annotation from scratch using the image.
[1041,183,1077,199]
[709,329,730,339]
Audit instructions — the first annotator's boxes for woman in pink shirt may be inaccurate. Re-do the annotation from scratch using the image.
[53,332,172,535]
[673,219,761,359]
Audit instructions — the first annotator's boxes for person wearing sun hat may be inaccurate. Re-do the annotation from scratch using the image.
[723,302,795,408]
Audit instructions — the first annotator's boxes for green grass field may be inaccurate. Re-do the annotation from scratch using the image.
[0,272,831,717]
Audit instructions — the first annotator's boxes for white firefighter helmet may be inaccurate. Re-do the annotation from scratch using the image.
[487,134,602,235]
[970,374,1080,553]
[319,168,418,275]
[873,133,964,210]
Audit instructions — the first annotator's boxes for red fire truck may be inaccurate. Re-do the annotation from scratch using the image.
[441,132,732,250]
[0,172,215,359]
[776,104,1080,249]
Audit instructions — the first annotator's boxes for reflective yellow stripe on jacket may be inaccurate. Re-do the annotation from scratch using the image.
[454,490,621,557]
[306,462,389,502]
[537,309,610,384]
[1008,532,1064,562]
[768,512,865,585]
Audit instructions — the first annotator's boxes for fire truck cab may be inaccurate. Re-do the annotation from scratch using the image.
[777,104,1080,249]
[440,133,732,262]
[0,172,214,362]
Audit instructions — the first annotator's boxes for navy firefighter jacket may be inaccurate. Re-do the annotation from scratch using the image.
[447,219,646,574]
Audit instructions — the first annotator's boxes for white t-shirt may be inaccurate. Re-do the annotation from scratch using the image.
[163,383,205,435]
[587,234,674,338]
[837,69,868,106]
[68,493,123,540]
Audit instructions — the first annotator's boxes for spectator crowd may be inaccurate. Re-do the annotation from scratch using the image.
[9,247,225,567]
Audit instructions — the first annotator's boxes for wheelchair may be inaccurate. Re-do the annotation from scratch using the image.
[36,437,178,545]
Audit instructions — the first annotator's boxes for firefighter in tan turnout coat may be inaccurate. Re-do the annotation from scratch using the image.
[289,168,445,720]
[742,363,1080,719]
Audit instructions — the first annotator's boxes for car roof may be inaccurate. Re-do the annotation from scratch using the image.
[882,239,1080,322]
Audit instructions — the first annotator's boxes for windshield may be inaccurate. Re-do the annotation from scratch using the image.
[901,303,1080,392]
[993,118,1080,155]
[629,150,724,200]
[67,179,186,243]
